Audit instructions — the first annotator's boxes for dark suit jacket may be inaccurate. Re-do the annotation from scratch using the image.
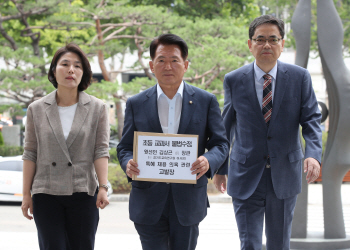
[217,61,322,200]
[117,82,229,226]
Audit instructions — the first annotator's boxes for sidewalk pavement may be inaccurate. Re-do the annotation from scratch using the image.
[1,184,350,250]
[108,182,350,205]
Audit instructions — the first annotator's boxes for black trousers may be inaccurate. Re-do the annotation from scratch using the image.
[32,192,99,250]
[134,187,199,250]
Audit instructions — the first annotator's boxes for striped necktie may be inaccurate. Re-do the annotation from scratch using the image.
[262,74,273,126]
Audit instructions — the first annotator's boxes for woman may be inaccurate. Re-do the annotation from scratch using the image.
[21,43,110,250]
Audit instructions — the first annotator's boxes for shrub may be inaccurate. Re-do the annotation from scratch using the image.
[109,147,118,164]
[0,131,4,146]
[108,162,131,193]
[108,148,131,193]
[322,131,327,159]
[0,145,23,156]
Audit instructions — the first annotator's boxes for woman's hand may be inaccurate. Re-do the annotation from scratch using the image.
[96,188,109,209]
[22,160,36,220]
[21,195,33,220]
[94,157,109,209]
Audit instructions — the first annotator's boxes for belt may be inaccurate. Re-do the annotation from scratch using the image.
[266,164,271,168]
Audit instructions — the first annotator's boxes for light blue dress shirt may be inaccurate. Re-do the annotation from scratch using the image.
[157,81,184,134]
[254,61,278,109]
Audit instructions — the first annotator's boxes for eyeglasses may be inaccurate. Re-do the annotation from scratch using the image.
[252,37,282,45]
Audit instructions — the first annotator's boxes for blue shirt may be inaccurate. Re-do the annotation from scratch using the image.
[254,61,278,109]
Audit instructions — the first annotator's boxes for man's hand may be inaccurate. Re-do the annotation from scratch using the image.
[126,159,139,178]
[304,157,321,184]
[213,174,227,194]
[21,195,33,220]
[191,156,209,180]
[96,189,109,209]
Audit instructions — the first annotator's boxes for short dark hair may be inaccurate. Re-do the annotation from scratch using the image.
[249,15,285,40]
[48,43,92,91]
[150,34,188,60]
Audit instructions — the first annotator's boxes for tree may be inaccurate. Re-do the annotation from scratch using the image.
[0,0,254,140]
[64,0,183,139]
[257,0,350,56]
[122,0,258,101]
[173,17,250,102]
[61,0,252,138]
[0,0,94,107]
[128,0,259,20]
[1,0,173,139]
[0,0,58,106]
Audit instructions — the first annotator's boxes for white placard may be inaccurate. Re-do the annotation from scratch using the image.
[133,132,198,184]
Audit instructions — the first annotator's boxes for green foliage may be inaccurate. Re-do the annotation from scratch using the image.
[0,0,96,107]
[78,0,253,104]
[260,0,350,56]
[85,80,119,100]
[108,162,131,193]
[0,104,26,117]
[0,132,4,146]
[2,0,350,112]
[126,15,251,102]
[0,46,53,103]
[110,124,119,137]
[0,0,66,106]
[109,147,119,163]
[177,18,249,75]
[108,148,131,193]
[335,0,350,56]
[322,131,328,159]
[127,0,259,20]
[0,145,23,156]
[0,0,254,110]
[123,77,156,95]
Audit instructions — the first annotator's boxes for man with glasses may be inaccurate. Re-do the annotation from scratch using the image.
[214,15,322,250]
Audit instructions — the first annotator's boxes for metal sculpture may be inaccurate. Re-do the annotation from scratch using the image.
[290,0,311,239]
[290,0,350,248]
[318,0,350,240]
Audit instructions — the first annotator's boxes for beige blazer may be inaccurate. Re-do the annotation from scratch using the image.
[23,90,110,196]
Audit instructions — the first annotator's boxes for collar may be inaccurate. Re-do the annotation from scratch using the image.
[157,81,184,100]
[254,61,278,82]
[44,90,91,105]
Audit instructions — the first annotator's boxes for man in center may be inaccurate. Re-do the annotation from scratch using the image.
[117,34,229,250]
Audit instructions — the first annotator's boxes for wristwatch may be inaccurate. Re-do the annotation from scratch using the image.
[99,184,109,191]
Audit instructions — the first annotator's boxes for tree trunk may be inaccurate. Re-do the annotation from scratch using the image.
[109,52,126,141]
[95,18,125,139]
[95,19,110,82]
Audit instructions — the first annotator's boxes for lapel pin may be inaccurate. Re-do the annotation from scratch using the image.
[189,101,193,104]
